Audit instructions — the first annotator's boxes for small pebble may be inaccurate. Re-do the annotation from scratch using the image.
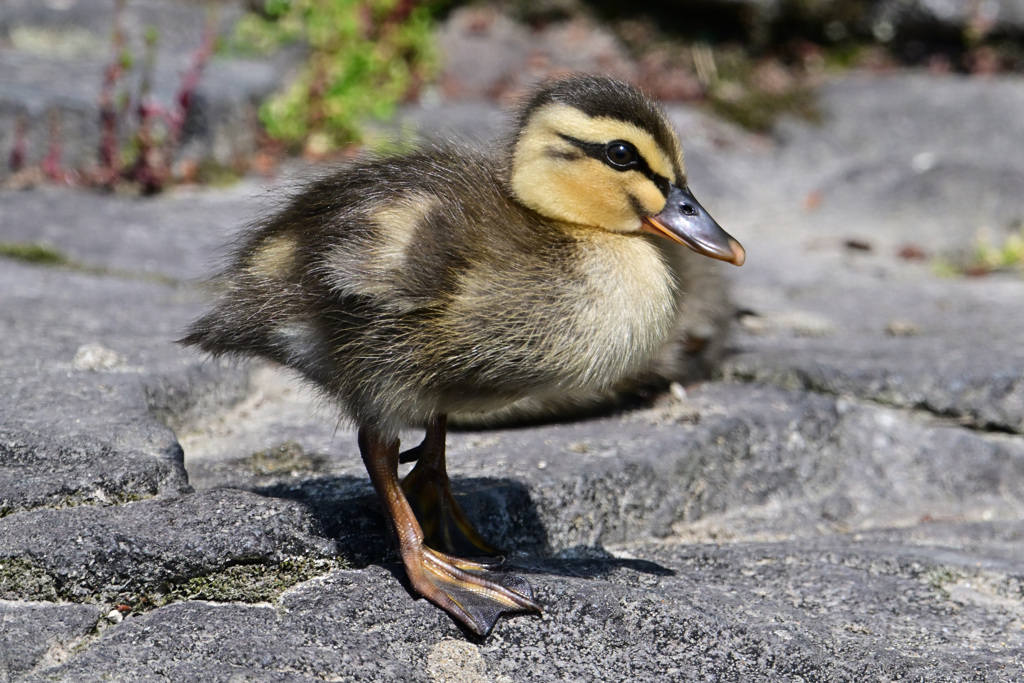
[739,314,770,335]
[106,610,123,624]
[844,239,873,252]
[897,244,928,261]
[73,343,126,371]
[911,151,937,173]
[885,320,920,337]
[781,312,836,338]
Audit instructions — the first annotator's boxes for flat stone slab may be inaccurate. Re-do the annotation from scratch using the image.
[724,250,1024,434]
[707,73,1024,435]
[0,601,102,678]
[22,526,1024,681]
[181,377,1024,552]
[0,488,336,604]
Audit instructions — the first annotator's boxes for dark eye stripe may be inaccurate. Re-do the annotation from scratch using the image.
[557,133,672,199]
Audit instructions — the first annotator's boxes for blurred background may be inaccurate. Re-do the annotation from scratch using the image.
[3,0,1023,186]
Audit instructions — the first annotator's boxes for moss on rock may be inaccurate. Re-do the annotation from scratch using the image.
[0,557,61,601]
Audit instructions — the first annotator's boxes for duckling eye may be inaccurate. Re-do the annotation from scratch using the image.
[604,142,638,169]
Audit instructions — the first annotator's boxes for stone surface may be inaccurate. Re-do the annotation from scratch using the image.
[710,74,1024,434]
[0,488,336,605]
[0,601,102,678]
[689,0,1024,37]
[766,74,1024,255]
[433,5,637,101]
[20,531,1024,681]
[1,67,1024,682]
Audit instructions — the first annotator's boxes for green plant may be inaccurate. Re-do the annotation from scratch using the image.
[0,242,70,266]
[238,0,442,154]
[932,224,1024,278]
[972,224,1024,274]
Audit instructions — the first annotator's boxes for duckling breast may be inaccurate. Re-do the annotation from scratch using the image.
[556,229,680,388]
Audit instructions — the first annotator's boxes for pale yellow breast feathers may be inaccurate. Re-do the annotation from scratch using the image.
[566,230,678,387]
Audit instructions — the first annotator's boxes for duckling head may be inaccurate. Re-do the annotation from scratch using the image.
[508,75,745,266]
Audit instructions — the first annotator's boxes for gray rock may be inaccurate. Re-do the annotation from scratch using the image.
[0,263,189,516]
[871,0,1024,35]
[434,5,636,101]
[0,182,267,280]
[707,73,1024,435]
[0,601,101,679]
[768,74,1024,255]
[0,251,254,516]
[723,256,1024,433]
[0,489,336,604]
[682,0,1024,39]
[0,182,256,515]
[182,375,1024,557]
[25,528,1024,681]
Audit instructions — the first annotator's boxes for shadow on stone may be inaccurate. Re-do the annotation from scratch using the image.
[252,474,674,580]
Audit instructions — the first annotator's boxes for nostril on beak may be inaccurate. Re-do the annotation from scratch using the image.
[680,203,697,216]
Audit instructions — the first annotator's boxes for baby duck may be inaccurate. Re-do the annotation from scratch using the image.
[183,74,744,636]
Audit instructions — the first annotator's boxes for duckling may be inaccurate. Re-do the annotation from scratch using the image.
[182,74,744,636]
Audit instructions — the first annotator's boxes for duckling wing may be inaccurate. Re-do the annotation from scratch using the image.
[184,147,485,348]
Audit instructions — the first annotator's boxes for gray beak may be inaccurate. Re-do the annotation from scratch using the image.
[641,185,745,266]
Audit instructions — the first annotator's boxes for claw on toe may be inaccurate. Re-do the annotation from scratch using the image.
[416,545,541,636]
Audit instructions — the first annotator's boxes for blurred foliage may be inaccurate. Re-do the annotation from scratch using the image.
[971,225,1024,275]
[228,0,1024,145]
[0,242,70,266]
[934,224,1024,278]
[590,0,1024,131]
[610,18,825,132]
[235,0,444,154]
[708,84,819,132]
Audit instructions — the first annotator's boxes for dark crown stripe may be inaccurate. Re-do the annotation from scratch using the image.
[520,75,679,169]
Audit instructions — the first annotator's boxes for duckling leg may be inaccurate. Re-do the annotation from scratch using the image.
[400,415,501,560]
[358,426,541,636]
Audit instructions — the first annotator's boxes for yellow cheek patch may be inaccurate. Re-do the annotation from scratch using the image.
[514,150,642,232]
[624,175,668,216]
[560,159,641,232]
[249,234,299,279]
[511,103,683,232]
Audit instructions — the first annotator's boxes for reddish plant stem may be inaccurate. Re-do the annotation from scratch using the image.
[8,118,27,172]
[166,15,217,152]
[128,28,165,193]
[98,0,128,186]
[42,112,65,183]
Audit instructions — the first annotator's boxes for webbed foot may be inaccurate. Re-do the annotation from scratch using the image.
[406,545,539,636]
[359,420,541,636]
